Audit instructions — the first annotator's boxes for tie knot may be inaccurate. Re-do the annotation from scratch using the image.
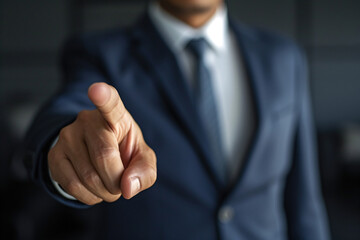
[186,38,208,59]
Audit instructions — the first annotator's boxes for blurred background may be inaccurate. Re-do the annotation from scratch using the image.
[0,0,359,239]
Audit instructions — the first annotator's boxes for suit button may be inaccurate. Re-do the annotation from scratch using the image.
[218,206,234,223]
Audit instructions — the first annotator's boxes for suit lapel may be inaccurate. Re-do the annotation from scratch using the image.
[222,19,269,194]
[131,14,225,188]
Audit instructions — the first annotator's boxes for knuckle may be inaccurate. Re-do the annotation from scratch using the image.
[47,150,61,177]
[110,111,129,139]
[59,126,72,142]
[64,179,82,196]
[103,194,121,203]
[77,110,91,122]
[82,170,101,188]
[93,146,119,166]
[116,101,126,119]
[47,148,56,162]
[86,197,103,206]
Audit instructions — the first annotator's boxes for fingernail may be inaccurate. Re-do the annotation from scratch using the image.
[130,177,140,197]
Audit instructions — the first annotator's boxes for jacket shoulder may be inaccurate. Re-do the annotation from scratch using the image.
[232,19,303,56]
[59,26,137,83]
[61,27,132,58]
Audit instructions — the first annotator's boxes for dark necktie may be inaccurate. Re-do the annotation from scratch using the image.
[186,38,225,180]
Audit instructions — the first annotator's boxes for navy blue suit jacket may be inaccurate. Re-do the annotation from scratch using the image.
[24,13,330,240]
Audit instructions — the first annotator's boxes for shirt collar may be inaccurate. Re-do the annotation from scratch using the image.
[149,1,229,54]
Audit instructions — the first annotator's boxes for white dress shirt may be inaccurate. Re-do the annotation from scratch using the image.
[52,1,255,199]
[149,2,255,181]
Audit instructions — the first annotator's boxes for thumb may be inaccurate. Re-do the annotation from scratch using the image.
[120,145,157,199]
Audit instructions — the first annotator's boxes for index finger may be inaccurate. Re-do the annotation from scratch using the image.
[88,82,128,134]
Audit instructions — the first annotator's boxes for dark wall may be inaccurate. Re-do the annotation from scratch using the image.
[1,0,359,239]
[1,0,360,132]
[232,0,360,129]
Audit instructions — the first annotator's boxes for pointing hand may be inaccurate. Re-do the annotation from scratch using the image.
[48,82,157,205]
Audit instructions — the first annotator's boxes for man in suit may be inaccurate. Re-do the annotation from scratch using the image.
[24,0,330,239]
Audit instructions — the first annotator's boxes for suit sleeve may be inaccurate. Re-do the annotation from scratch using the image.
[284,48,331,240]
[23,37,111,208]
